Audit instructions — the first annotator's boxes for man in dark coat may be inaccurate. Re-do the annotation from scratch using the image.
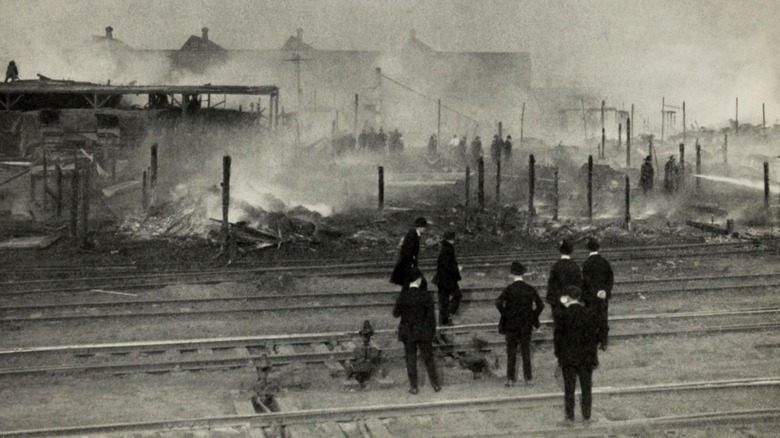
[427,134,438,157]
[434,231,461,326]
[358,129,368,150]
[495,261,544,386]
[390,217,427,286]
[393,267,441,394]
[546,239,583,310]
[581,238,614,350]
[664,155,678,194]
[639,156,654,194]
[554,285,601,422]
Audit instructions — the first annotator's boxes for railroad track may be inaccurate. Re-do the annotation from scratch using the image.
[0,306,776,376]
[2,378,779,437]
[2,272,779,323]
[0,241,769,294]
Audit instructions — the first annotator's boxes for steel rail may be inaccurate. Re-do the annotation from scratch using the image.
[2,276,779,323]
[0,319,777,376]
[0,240,761,274]
[0,246,769,296]
[2,378,778,437]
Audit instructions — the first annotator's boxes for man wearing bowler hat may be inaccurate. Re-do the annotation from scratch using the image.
[495,261,544,386]
[391,217,428,286]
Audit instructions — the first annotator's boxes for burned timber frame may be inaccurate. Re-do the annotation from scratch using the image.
[0,82,281,129]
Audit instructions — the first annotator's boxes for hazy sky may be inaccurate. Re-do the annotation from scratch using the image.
[1,0,778,125]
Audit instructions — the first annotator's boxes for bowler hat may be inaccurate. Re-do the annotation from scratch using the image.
[586,237,600,252]
[442,231,455,241]
[559,239,573,255]
[510,261,526,275]
[414,217,428,227]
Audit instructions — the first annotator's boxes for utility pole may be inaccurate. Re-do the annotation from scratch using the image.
[661,97,665,141]
[520,102,526,149]
[682,101,686,145]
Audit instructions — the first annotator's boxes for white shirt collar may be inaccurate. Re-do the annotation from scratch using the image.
[589,251,598,256]
[560,255,571,260]
[415,229,421,236]
[512,276,524,282]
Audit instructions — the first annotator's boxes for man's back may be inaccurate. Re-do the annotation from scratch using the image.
[496,281,543,332]
[582,254,614,302]
[554,304,599,367]
[547,259,582,306]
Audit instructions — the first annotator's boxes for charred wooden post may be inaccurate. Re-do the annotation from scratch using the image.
[77,167,89,248]
[679,143,685,191]
[30,168,36,205]
[553,166,559,221]
[528,154,536,229]
[142,170,148,211]
[764,162,770,211]
[437,99,441,154]
[70,161,79,238]
[150,144,158,189]
[682,101,686,145]
[763,103,766,134]
[55,163,62,219]
[723,133,728,164]
[695,141,702,191]
[495,160,501,206]
[465,166,470,209]
[111,155,117,183]
[735,97,739,136]
[618,123,622,151]
[626,117,631,168]
[587,155,593,223]
[624,175,631,229]
[377,166,384,211]
[520,102,525,149]
[222,156,231,241]
[478,158,485,210]
[600,100,605,159]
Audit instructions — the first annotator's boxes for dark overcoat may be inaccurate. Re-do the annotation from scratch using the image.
[392,279,436,342]
[434,240,461,289]
[495,280,544,334]
[553,303,600,368]
[390,228,420,286]
[546,258,583,307]
[582,254,614,304]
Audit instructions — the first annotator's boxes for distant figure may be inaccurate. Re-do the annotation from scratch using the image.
[393,267,441,394]
[368,128,377,151]
[663,155,678,194]
[581,238,613,350]
[434,231,461,326]
[427,134,438,157]
[503,135,513,164]
[639,156,654,194]
[390,217,427,286]
[553,285,602,423]
[470,136,483,166]
[490,134,503,164]
[495,261,544,387]
[5,61,19,82]
[389,129,404,154]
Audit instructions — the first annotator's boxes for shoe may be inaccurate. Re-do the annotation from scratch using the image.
[558,418,575,427]
[433,384,442,392]
[505,380,515,387]
[409,387,419,395]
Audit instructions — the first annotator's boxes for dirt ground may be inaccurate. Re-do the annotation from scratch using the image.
[0,246,779,434]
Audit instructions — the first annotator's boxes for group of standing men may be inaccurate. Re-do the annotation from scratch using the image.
[359,127,404,154]
[390,217,612,423]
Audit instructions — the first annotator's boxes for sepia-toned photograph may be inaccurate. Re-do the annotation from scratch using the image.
[1,0,778,436]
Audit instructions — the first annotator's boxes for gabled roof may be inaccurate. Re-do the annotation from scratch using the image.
[281,36,313,51]
[180,35,226,51]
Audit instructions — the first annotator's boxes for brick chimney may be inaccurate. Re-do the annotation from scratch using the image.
[105,26,113,40]
[296,27,303,43]
[202,27,209,42]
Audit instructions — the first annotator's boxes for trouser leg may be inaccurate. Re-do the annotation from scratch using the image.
[403,341,418,388]
[437,289,450,325]
[579,365,593,420]
[519,329,533,381]
[562,366,577,420]
[600,301,610,346]
[505,333,519,382]
[450,287,462,316]
[419,340,439,387]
